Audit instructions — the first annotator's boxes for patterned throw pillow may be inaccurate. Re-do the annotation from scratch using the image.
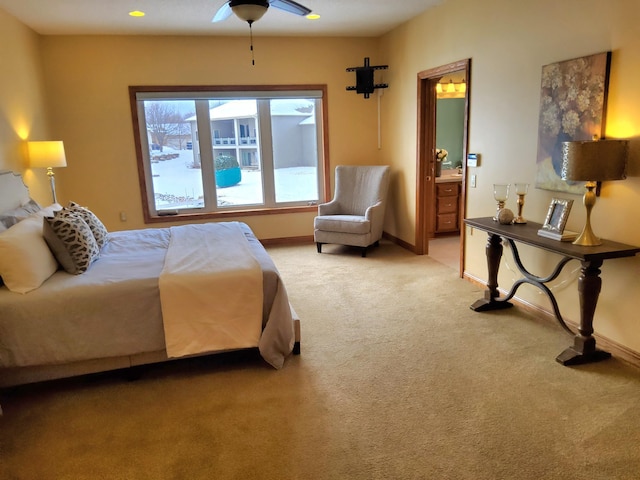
[66,202,109,249]
[43,210,100,274]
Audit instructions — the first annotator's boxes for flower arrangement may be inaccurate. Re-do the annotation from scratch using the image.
[435,149,448,162]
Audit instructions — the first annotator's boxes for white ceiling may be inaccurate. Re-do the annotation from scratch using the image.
[0,0,442,37]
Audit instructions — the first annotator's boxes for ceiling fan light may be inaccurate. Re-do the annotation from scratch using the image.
[231,3,269,23]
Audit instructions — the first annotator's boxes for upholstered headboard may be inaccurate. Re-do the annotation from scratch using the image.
[0,171,31,213]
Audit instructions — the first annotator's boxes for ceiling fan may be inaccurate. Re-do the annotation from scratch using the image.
[212,0,312,25]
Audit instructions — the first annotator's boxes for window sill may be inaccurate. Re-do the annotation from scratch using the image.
[144,205,318,224]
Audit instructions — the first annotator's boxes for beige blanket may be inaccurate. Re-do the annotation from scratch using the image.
[159,222,263,358]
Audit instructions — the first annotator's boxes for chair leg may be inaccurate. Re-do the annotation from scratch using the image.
[361,247,367,258]
[316,242,323,253]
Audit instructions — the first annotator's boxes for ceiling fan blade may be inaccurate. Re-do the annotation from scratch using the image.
[269,0,311,16]
[212,2,233,22]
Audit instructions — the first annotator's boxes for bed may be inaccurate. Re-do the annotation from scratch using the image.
[0,171,300,389]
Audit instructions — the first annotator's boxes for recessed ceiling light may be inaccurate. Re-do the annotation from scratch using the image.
[306,13,320,20]
[129,10,145,17]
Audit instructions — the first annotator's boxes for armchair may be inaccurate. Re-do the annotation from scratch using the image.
[314,165,391,257]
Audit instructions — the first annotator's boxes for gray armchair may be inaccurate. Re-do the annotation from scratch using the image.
[314,165,391,257]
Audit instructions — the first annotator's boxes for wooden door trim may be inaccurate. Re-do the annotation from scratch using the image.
[415,59,471,276]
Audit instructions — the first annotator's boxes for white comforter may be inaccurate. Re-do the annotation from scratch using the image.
[160,222,263,358]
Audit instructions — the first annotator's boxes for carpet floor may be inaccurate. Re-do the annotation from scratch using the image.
[1,240,640,479]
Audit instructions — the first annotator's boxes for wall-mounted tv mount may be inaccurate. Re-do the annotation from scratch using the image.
[346,57,388,99]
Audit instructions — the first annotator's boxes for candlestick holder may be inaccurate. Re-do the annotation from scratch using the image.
[493,184,510,221]
[513,183,529,224]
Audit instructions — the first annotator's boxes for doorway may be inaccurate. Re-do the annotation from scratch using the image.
[415,59,471,277]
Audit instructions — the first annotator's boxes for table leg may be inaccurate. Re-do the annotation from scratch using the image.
[556,259,611,365]
[471,233,513,312]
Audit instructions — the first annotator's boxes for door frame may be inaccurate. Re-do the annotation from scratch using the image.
[415,58,471,276]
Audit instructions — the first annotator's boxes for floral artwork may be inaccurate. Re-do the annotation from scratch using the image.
[534,52,611,194]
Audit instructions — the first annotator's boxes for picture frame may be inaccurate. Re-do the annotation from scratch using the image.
[541,198,574,233]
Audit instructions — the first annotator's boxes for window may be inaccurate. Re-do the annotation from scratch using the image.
[129,85,329,222]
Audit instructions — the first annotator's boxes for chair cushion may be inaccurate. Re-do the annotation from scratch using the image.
[314,215,371,235]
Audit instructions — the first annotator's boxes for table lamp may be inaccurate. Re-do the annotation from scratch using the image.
[561,139,628,246]
[28,141,67,204]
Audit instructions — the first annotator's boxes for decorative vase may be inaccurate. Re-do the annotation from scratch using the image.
[435,161,442,177]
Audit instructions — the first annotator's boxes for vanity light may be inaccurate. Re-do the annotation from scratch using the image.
[436,82,443,93]
[446,80,456,93]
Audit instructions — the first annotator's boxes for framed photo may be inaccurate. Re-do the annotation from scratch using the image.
[541,198,573,233]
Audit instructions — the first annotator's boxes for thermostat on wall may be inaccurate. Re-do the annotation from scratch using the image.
[467,153,480,167]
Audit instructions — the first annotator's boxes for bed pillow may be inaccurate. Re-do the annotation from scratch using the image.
[66,202,109,249]
[43,210,100,275]
[0,214,58,293]
[36,203,63,218]
[0,198,42,232]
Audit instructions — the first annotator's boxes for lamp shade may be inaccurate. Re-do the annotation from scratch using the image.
[28,141,67,169]
[561,140,628,182]
[230,0,268,22]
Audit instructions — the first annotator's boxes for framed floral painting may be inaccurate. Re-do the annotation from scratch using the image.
[534,52,611,194]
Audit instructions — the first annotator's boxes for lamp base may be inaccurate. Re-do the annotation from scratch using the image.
[572,228,602,246]
[572,183,601,246]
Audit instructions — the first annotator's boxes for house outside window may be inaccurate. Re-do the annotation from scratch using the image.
[129,85,329,222]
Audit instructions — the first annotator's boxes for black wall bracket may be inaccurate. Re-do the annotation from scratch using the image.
[346,57,388,99]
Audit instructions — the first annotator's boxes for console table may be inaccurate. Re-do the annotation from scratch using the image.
[465,217,640,365]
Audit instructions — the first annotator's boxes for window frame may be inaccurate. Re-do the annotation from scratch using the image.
[129,85,331,224]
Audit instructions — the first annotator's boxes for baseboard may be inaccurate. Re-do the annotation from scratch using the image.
[260,235,314,246]
[262,232,417,252]
[382,231,417,253]
[463,272,640,370]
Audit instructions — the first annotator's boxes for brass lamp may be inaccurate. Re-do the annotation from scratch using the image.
[561,139,629,246]
[28,140,67,204]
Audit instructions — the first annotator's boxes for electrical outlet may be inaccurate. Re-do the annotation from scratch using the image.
[470,174,477,188]
[120,211,127,222]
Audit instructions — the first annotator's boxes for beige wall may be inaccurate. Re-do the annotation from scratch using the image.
[379,0,640,353]
[0,8,51,202]
[35,35,382,237]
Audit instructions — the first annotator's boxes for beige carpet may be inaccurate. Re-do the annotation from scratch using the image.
[2,240,640,479]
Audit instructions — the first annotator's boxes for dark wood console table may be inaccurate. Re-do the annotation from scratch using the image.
[465,217,640,365]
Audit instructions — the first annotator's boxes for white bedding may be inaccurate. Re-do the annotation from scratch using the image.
[160,222,263,357]
[0,223,296,373]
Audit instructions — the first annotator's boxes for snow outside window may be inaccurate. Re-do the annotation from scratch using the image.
[130,86,327,220]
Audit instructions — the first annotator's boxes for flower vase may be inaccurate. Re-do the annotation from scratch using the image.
[435,161,442,177]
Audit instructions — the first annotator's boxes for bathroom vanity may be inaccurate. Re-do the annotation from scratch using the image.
[434,170,462,234]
